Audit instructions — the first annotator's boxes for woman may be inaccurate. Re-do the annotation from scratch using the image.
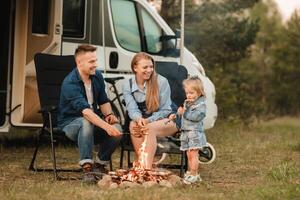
[122,52,178,169]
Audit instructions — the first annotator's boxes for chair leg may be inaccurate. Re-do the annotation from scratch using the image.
[109,159,113,171]
[180,151,185,177]
[50,131,59,181]
[184,153,188,171]
[28,131,42,171]
[127,150,131,168]
[120,146,124,168]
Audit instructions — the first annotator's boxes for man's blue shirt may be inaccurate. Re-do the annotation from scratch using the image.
[57,68,109,128]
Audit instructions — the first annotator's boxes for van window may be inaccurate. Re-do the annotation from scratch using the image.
[32,0,50,34]
[63,0,85,38]
[111,0,141,52]
[141,8,162,53]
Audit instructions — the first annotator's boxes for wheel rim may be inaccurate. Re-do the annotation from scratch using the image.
[198,142,216,164]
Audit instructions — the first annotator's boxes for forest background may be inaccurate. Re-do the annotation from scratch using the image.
[156,0,300,124]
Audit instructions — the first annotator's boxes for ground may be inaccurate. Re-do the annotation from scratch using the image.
[0,117,299,200]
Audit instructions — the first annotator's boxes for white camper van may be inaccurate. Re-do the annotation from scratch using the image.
[0,0,217,133]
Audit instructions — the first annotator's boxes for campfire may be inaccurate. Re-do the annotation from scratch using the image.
[109,161,172,184]
[98,134,182,189]
[97,164,181,189]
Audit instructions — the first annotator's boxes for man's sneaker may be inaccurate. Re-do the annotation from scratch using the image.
[82,163,97,184]
[93,163,109,174]
[183,174,202,184]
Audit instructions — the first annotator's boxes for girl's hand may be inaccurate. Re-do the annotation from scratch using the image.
[168,114,176,120]
[177,106,185,115]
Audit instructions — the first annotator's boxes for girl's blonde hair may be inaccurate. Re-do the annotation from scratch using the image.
[183,76,205,97]
[131,52,159,113]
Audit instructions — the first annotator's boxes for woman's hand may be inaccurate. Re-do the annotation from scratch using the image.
[130,119,148,138]
[136,118,149,135]
[137,117,148,127]
[131,125,142,137]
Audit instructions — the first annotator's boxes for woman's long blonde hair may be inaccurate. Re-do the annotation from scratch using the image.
[131,52,159,113]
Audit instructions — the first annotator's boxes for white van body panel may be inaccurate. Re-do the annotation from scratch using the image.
[1,0,217,132]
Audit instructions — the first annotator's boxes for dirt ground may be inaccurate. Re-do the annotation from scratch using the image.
[0,117,299,200]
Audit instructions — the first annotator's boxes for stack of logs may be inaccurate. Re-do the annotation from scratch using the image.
[98,164,182,189]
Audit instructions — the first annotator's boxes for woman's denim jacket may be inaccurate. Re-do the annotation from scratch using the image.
[181,96,206,132]
[122,75,172,122]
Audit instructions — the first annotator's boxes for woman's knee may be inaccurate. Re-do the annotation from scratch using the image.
[146,119,178,136]
[129,121,137,131]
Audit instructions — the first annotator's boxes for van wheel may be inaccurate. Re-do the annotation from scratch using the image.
[199,142,216,164]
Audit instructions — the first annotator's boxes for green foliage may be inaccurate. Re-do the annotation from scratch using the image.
[267,162,299,182]
[160,0,300,122]
[269,13,300,115]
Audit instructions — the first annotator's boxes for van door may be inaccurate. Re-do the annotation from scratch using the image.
[0,0,14,129]
[9,0,63,128]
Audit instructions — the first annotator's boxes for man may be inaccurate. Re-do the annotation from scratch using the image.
[57,44,122,183]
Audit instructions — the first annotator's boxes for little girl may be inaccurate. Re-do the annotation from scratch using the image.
[169,76,207,184]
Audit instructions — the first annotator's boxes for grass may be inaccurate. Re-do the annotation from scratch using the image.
[0,117,300,200]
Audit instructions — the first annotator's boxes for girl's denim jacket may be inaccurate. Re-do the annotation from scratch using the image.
[181,96,206,132]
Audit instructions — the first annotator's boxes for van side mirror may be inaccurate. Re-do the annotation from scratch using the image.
[159,33,180,57]
[109,51,118,69]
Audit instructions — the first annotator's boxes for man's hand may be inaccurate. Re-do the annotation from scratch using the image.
[105,114,119,124]
[105,124,122,137]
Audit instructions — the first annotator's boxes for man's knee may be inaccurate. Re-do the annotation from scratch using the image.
[63,117,93,141]
[113,134,122,144]
[81,118,94,136]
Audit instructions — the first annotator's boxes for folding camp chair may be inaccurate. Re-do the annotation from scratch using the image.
[119,61,189,177]
[29,53,115,180]
[28,53,81,180]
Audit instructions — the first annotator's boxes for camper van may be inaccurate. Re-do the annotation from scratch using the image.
[0,0,217,133]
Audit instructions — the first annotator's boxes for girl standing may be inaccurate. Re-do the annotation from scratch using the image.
[170,76,207,183]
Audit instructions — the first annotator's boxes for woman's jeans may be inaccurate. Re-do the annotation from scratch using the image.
[62,117,121,166]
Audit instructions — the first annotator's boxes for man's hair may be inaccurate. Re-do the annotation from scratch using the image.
[74,44,97,57]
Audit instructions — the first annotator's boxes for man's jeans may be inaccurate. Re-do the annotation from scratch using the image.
[62,117,121,166]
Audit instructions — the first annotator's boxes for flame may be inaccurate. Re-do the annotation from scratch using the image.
[139,134,148,169]
[107,129,173,185]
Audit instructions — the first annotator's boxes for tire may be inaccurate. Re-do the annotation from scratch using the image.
[199,142,216,164]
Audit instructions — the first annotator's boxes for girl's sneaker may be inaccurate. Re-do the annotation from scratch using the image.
[183,174,202,184]
[184,171,191,178]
